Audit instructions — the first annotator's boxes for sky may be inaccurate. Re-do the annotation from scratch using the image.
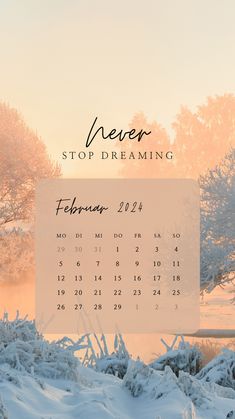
[0,0,235,176]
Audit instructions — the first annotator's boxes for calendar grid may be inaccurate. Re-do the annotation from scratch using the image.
[36,179,200,334]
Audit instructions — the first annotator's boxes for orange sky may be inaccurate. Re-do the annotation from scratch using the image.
[0,1,235,177]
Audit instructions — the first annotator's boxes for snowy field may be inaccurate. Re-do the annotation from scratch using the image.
[1,360,235,419]
[0,315,234,419]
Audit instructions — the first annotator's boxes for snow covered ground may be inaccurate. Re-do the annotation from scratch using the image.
[0,315,234,419]
[0,360,235,419]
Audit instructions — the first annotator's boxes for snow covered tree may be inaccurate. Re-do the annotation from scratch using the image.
[200,148,235,291]
[0,103,60,282]
[0,103,60,229]
[172,94,235,178]
[119,95,235,179]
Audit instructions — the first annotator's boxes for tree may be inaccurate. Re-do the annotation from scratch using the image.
[118,112,172,178]
[0,103,60,282]
[200,148,235,292]
[119,94,235,179]
[0,103,60,228]
[119,96,235,293]
[173,94,235,178]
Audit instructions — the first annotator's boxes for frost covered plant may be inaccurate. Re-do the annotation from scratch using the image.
[94,334,130,379]
[150,337,202,376]
[0,313,130,381]
[79,333,130,379]
[123,360,182,399]
[178,371,214,408]
[0,312,79,381]
[123,360,164,398]
[123,359,225,415]
[196,348,235,390]
[195,339,223,366]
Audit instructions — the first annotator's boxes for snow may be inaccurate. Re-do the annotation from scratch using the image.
[200,147,235,291]
[123,360,235,418]
[150,339,202,376]
[197,349,235,389]
[0,315,234,418]
[0,313,79,380]
[0,361,234,419]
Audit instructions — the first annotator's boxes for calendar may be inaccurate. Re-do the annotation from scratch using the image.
[36,179,200,334]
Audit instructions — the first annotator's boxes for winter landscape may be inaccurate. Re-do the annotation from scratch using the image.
[0,97,234,418]
[0,313,234,419]
[1,0,235,415]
